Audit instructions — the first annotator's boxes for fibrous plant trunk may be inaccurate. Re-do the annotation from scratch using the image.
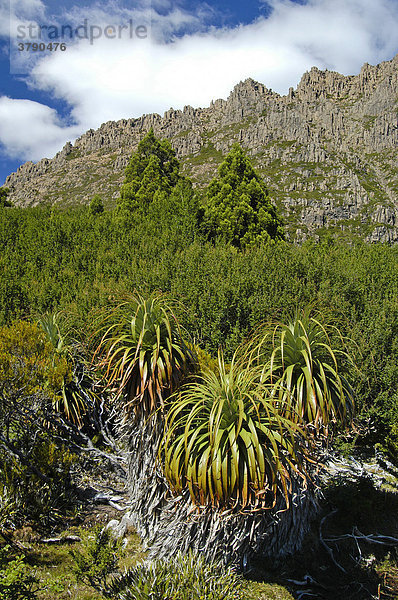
[124,422,318,566]
[124,413,168,542]
[145,475,319,569]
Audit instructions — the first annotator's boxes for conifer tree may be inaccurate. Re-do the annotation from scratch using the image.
[0,187,11,208]
[89,194,104,215]
[116,129,181,216]
[201,144,284,248]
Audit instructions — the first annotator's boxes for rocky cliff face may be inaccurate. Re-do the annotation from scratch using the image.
[5,54,398,242]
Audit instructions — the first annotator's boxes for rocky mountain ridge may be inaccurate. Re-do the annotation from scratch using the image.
[5,54,398,242]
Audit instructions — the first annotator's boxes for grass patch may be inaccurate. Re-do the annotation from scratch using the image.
[22,527,145,600]
[66,150,82,161]
[13,523,296,600]
[189,142,223,165]
[242,580,294,599]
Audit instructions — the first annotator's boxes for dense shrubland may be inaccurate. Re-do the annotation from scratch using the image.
[0,132,398,598]
[1,203,397,456]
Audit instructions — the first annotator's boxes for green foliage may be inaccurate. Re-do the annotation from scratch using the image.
[94,293,196,422]
[188,343,219,374]
[0,203,397,460]
[201,144,284,248]
[0,547,38,600]
[0,320,68,400]
[115,131,199,236]
[351,297,398,456]
[163,350,309,512]
[71,526,122,594]
[101,551,242,600]
[117,129,181,217]
[254,313,355,431]
[37,312,98,427]
[9,526,293,600]
[0,189,11,209]
[37,312,64,353]
[0,439,76,529]
[89,195,104,215]
[144,177,200,244]
[0,489,17,536]
[0,321,78,528]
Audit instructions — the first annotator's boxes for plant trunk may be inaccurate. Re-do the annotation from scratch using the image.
[146,476,319,569]
[124,413,167,543]
[125,415,318,566]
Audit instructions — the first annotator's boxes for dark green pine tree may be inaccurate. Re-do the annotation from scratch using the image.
[0,187,11,208]
[201,144,284,249]
[116,129,181,218]
[89,194,104,215]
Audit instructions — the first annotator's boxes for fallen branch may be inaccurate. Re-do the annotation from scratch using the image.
[319,509,347,573]
[40,535,81,544]
[325,527,398,547]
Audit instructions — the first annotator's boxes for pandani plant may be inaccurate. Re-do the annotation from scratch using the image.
[147,349,316,567]
[92,292,196,539]
[149,313,355,566]
[162,350,310,513]
[37,312,98,427]
[93,292,196,425]
[250,311,355,433]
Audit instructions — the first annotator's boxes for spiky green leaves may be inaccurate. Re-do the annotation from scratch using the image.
[256,315,355,430]
[162,352,308,513]
[162,314,355,513]
[81,549,242,600]
[37,312,97,427]
[37,312,64,354]
[94,293,195,422]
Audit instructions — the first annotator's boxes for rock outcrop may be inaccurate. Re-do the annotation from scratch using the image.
[5,54,398,242]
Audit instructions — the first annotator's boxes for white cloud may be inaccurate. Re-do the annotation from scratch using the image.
[0,96,81,160]
[1,0,398,164]
[0,0,46,37]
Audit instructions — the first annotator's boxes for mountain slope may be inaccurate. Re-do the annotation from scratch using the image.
[5,54,398,242]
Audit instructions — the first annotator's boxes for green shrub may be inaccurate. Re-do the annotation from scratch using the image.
[0,439,77,528]
[71,529,241,600]
[0,320,68,398]
[0,319,80,529]
[71,526,122,594]
[189,343,219,374]
[0,546,38,600]
[89,195,104,215]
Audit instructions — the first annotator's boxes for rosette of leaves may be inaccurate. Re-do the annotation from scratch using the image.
[38,312,97,427]
[162,351,309,513]
[255,313,355,431]
[94,293,196,423]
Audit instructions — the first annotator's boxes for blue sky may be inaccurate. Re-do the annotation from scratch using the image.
[0,0,398,185]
